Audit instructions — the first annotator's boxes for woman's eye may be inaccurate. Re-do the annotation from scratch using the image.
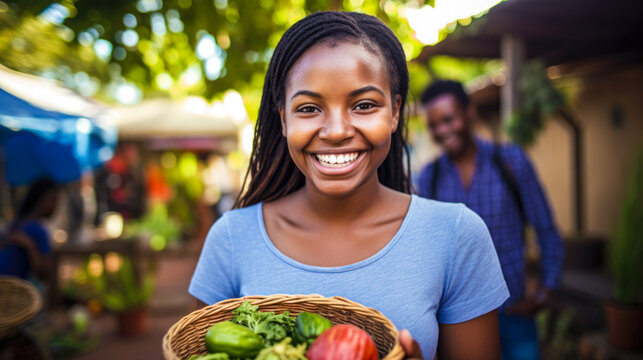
[297,105,319,113]
[355,102,376,111]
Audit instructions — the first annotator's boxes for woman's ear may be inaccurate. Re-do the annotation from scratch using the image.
[279,107,287,137]
[391,94,402,132]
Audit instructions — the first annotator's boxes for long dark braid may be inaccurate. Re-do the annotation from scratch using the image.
[236,11,410,208]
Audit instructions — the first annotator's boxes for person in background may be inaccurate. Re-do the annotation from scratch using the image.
[0,178,61,287]
[415,80,565,360]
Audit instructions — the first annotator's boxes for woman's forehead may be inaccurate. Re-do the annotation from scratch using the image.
[284,40,388,95]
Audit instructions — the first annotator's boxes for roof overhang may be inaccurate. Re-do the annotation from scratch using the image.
[414,0,643,66]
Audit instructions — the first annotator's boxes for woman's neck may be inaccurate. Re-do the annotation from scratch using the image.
[297,177,391,223]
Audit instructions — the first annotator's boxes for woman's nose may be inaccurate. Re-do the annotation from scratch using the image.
[319,109,355,143]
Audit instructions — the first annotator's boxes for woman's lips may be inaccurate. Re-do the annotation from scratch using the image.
[310,151,364,174]
[315,152,360,168]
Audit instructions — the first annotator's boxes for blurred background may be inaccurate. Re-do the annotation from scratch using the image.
[0,0,641,359]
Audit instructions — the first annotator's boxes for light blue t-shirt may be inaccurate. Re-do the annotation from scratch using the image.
[189,195,509,358]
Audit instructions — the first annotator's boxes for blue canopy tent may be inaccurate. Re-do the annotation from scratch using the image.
[0,70,117,186]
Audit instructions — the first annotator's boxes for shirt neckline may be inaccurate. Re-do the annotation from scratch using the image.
[256,194,417,273]
[441,137,490,194]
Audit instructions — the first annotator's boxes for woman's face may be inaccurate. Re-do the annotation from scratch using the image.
[280,40,401,197]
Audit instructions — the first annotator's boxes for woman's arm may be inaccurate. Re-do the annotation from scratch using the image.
[195,299,208,310]
[437,310,500,360]
[3,232,50,279]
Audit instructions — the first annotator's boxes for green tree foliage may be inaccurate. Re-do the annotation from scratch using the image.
[0,0,428,103]
[505,61,565,145]
[0,1,109,86]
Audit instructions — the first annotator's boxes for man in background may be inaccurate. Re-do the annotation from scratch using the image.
[416,80,565,360]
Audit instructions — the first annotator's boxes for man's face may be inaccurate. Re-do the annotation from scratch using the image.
[423,93,470,158]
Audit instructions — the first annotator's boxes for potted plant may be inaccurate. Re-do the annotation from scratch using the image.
[125,203,182,252]
[96,254,155,337]
[604,151,643,351]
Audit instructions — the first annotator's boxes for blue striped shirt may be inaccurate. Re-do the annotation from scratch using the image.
[415,138,565,306]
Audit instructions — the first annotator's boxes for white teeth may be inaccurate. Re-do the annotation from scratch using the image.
[315,152,360,168]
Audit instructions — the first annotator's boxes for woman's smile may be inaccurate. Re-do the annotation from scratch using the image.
[309,151,366,178]
[314,152,360,167]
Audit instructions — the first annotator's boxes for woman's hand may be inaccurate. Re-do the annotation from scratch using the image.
[400,329,423,359]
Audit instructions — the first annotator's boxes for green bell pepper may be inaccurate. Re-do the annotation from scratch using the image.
[204,321,265,358]
[292,312,333,346]
[189,353,229,360]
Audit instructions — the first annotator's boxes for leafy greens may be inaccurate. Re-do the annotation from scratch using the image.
[231,302,296,346]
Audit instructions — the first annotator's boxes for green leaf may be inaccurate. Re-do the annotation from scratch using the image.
[610,149,643,305]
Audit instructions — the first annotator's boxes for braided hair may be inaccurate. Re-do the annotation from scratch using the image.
[235,11,410,208]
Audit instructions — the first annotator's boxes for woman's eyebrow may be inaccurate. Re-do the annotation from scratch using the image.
[291,90,322,101]
[349,85,385,97]
[290,86,385,101]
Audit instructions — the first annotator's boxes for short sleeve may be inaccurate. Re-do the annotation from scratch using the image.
[437,206,509,324]
[188,214,237,304]
[21,222,51,255]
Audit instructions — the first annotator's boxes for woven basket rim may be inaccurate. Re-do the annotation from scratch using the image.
[162,294,404,360]
[0,275,43,331]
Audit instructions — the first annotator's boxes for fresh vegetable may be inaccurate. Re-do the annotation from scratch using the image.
[292,312,333,346]
[188,353,230,360]
[306,324,379,360]
[204,321,265,358]
[231,302,296,345]
[255,337,307,360]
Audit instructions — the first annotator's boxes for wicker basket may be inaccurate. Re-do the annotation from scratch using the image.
[0,276,43,340]
[163,294,404,360]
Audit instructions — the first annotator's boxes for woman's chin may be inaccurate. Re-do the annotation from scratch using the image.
[307,179,366,198]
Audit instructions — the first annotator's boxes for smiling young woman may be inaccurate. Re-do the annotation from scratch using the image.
[263,38,408,268]
[190,11,508,359]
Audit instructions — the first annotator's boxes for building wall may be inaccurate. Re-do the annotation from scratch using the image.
[527,64,643,239]
[526,120,573,235]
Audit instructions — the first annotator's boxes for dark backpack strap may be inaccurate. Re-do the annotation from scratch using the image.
[492,145,527,224]
[428,158,441,200]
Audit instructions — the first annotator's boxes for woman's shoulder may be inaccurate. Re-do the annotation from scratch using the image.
[407,195,473,233]
[19,220,50,243]
[222,202,261,216]
[213,203,262,229]
[411,195,466,218]
[411,195,488,234]
[205,203,264,247]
